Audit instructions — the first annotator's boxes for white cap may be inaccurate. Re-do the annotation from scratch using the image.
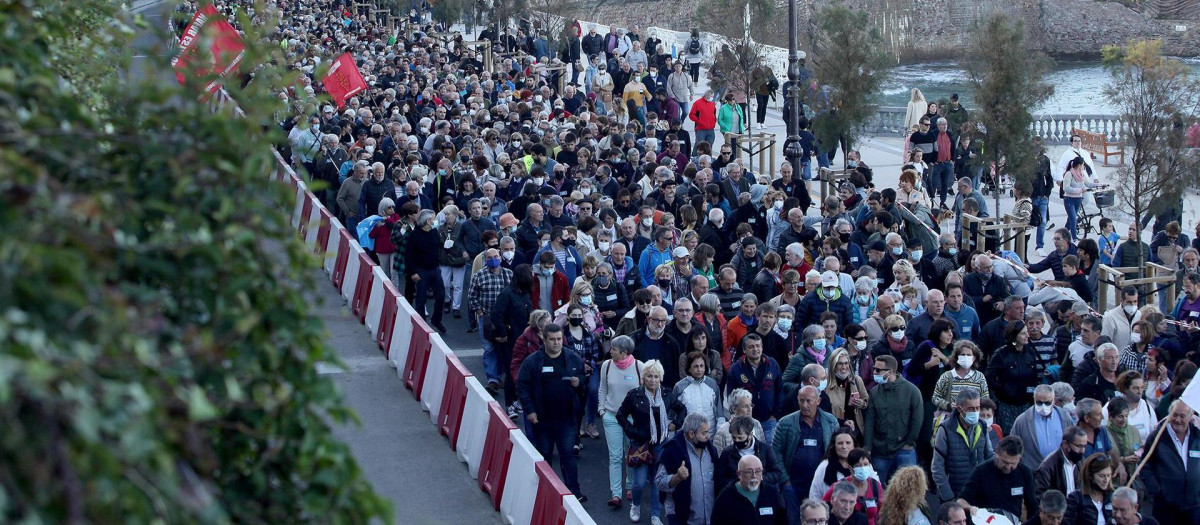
[821,271,838,288]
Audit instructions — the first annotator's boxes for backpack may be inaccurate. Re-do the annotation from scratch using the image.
[688,37,701,55]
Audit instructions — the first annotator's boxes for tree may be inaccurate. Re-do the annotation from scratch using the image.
[697,0,784,135]
[0,0,389,521]
[1102,39,1200,273]
[809,3,890,165]
[432,0,473,29]
[965,13,1053,216]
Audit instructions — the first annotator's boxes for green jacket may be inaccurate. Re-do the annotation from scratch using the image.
[863,377,923,457]
[717,102,745,134]
[771,408,838,486]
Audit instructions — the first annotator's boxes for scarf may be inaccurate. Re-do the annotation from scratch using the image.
[887,335,909,355]
[646,387,669,444]
[614,353,636,370]
[936,131,952,162]
[808,345,828,365]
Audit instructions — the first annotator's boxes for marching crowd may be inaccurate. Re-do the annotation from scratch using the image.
[181,0,1200,523]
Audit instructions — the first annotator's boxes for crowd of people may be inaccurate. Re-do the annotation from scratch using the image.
[182,0,1200,523]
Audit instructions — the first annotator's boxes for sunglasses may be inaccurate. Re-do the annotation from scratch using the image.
[871,367,890,373]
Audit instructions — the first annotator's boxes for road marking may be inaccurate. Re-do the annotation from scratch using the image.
[453,348,485,357]
[317,355,392,375]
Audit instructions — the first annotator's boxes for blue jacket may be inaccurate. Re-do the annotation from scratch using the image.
[535,243,584,286]
[638,242,674,288]
[726,356,784,422]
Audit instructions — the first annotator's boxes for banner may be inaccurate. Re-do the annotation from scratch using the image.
[173,3,246,93]
[322,53,368,109]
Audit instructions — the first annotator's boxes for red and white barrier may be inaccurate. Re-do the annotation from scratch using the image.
[340,243,364,301]
[267,151,596,525]
[563,496,596,525]
[500,430,544,525]
[456,377,493,477]
[364,265,389,337]
[421,334,452,421]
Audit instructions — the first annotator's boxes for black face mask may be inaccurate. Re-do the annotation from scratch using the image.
[733,437,753,450]
[1065,449,1084,464]
[568,317,583,327]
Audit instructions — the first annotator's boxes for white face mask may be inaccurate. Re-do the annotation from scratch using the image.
[957,355,974,369]
[598,241,611,252]
[855,340,867,351]
[501,250,515,261]
[1035,404,1054,417]
[1124,304,1137,316]
[890,329,905,341]
[642,217,653,227]
[1131,332,1142,344]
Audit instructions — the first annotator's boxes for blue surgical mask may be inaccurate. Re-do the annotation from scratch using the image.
[776,318,792,332]
[910,250,923,261]
[853,466,872,481]
[486,257,502,268]
[872,373,886,385]
[964,411,980,425]
[813,338,827,351]
[817,378,828,391]
[580,294,593,306]
[891,247,903,256]
[947,247,958,256]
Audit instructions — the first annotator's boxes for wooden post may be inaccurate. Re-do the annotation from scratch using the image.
[724,133,777,178]
[817,167,850,204]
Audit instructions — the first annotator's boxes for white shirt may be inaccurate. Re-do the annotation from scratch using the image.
[1063,457,1077,494]
[1057,146,1096,181]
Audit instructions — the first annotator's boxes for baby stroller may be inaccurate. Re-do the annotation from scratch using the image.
[1077,187,1115,239]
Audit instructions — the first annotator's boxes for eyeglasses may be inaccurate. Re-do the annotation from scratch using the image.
[637,300,652,306]
[739,468,764,476]
[871,367,890,373]
[804,520,829,525]
[1034,401,1054,407]
[649,317,669,323]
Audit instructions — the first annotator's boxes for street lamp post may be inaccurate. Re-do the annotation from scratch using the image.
[783,0,803,182]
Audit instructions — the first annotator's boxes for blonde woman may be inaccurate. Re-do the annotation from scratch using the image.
[880,466,933,525]
[903,88,928,131]
[553,280,606,335]
[826,347,870,431]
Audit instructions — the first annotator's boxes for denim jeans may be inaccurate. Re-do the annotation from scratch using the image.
[602,412,632,499]
[694,129,716,154]
[479,324,499,384]
[932,162,955,206]
[871,447,918,486]
[1033,197,1049,249]
[630,452,662,517]
[412,267,445,325]
[439,265,466,311]
[586,371,600,426]
[1065,196,1084,241]
[801,161,812,181]
[533,420,582,494]
[762,417,779,446]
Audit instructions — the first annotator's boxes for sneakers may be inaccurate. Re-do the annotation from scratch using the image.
[576,494,588,503]
[507,401,522,419]
[650,516,663,525]
[630,504,641,522]
[1036,247,1047,257]
[586,423,601,439]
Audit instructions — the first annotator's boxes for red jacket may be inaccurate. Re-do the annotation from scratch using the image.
[689,97,717,131]
[510,326,543,381]
[369,214,401,254]
[530,270,570,312]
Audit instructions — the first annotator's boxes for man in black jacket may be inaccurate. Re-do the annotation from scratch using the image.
[715,416,785,495]
[516,323,587,500]
[1140,400,1200,524]
[711,454,788,524]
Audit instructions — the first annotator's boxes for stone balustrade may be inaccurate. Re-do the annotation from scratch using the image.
[859,106,1125,144]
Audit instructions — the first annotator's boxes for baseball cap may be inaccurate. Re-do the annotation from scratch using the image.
[868,240,887,252]
[1070,301,1089,316]
[672,247,690,258]
[821,271,838,288]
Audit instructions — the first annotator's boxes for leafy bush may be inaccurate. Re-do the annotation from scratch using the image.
[0,0,390,522]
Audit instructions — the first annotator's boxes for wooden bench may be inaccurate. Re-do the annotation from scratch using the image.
[1072,128,1125,167]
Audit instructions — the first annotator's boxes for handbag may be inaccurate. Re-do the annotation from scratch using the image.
[626,442,656,467]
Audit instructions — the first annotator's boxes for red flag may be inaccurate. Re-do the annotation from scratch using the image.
[322,53,368,109]
[173,3,246,93]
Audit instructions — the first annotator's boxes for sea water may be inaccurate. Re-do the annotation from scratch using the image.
[879,58,1200,114]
